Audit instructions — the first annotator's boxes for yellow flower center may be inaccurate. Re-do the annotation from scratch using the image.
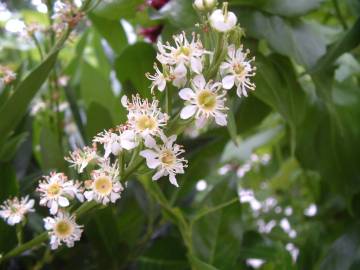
[55,220,73,238]
[197,90,217,111]
[233,63,245,76]
[136,115,157,131]
[47,183,61,197]
[160,150,175,166]
[94,176,113,196]
[177,46,191,57]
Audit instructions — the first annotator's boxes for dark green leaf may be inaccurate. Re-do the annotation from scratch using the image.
[0,50,59,147]
[114,42,156,98]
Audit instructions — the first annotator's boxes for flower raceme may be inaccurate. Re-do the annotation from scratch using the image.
[0,1,256,254]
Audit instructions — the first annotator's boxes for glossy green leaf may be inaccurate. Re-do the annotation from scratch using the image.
[0,50,59,147]
[89,13,128,55]
[238,10,327,68]
[93,0,144,20]
[114,42,156,98]
[191,181,242,270]
[0,132,28,162]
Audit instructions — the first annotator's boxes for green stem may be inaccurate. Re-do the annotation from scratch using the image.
[332,0,348,30]
[31,35,44,60]
[16,224,23,246]
[1,233,48,263]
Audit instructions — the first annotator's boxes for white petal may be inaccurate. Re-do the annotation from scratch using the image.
[222,75,235,89]
[144,135,156,148]
[84,191,94,201]
[58,196,70,207]
[215,112,228,126]
[110,192,120,203]
[180,105,197,119]
[193,74,206,90]
[152,170,164,181]
[50,201,58,215]
[179,88,195,101]
[140,150,161,169]
[190,57,203,74]
[169,174,179,187]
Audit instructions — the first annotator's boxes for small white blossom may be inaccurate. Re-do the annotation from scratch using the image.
[122,95,169,147]
[209,8,237,32]
[37,172,84,215]
[220,44,256,97]
[0,196,35,225]
[179,74,228,126]
[65,146,99,173]
[44,211,83,250]
[93,127,138,158]
[84,161,124,205]
[157,32,209,75]
[140,134,188,187]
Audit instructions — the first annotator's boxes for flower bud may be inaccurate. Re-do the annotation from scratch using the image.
[194,0,217,12]
[209,4,237,32]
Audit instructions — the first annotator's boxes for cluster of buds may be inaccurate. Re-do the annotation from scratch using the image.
[52,0,84,36]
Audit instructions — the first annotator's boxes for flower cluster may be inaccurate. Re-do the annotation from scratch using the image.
[0,1,254,254]
[52,0,84,36]
[147,1,256,128]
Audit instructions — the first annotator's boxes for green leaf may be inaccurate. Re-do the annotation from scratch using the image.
[93,0,144,20]
[39,125,67,171]
[191,181,242,270]
[320,226,360,270]
[89,13,128,55]
[114,42,156,98]
[86,102,114,139]
[263,0,324,17]
[0,132,28,162]
[0,50,59,147]
[238,10,327,69]
[187,255,219,270]
[254,54,307,127]
[311,17,360,73]
[158,0,197,29]
[80,60,126,126]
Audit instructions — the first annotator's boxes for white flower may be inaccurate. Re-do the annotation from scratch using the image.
[84,161,123,205]
[220,44,256,97]
[93,127,138,158]
[43,211,83,250]
[65,146,99,173]
[146,64,187,93]
[0,196,35,225]
[179,74,228,126]
[209,8,237,32]
[122,95,169,147]
[157,32,209,75]
[37,172,84,215]
[140,134,188,187]
[146,64,167,93]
